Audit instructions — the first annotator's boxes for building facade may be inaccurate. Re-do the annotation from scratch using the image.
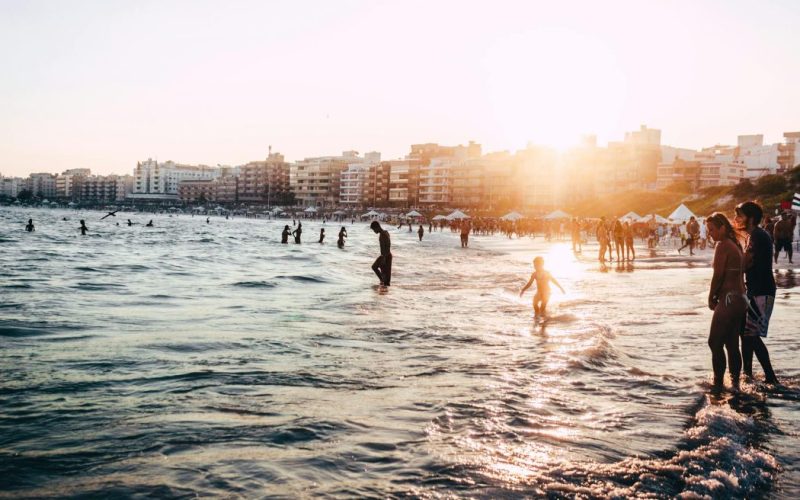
[238,152,291,205]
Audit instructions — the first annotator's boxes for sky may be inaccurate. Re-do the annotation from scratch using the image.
[1,0,799,176]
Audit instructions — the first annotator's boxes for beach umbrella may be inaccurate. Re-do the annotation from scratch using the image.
[332,210,347,215]
[67,201,76,207]
[544,209,571,220]
[405,210,423,218]
[362,210,379,217]
[445,210,470,220]
[432,215,447,220]
[501,211,524,221]
[667,204,697,222]
[271,207,284,214]
[304,206,317,213]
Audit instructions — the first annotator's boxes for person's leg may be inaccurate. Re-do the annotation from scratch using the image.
[372,256,384,284]
[751,336,778,383]
[741,335,755,378]
[382,254,392,286]
[724,328,742,389]
[708,309,727,388]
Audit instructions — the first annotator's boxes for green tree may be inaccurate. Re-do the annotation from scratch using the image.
[731,178,753,197]
[16,189,33,202]
[754,175,787,196]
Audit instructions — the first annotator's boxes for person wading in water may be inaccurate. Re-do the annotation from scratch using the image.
[705,213,745,391]
[370,221,392,286]
[734,201,779,384]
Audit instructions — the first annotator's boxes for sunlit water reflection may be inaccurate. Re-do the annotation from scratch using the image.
[1,208,798,498]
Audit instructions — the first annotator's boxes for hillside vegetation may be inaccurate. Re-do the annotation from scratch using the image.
[572,166,800,218]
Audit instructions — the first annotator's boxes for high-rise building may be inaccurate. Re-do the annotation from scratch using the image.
[56,168,91,200]
[238,152,291,205]
[178,179,216,204]
[386,159,421,207]
[133,159,219,196]
[80,175,125,203]
[28,173,58,199]
[291,151,376,208]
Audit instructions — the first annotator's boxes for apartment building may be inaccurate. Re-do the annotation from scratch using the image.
[291,151,378,208]
[133,159,219,196]
[29,173,58,199]
[386,159,421,207]
[238,152,290,205]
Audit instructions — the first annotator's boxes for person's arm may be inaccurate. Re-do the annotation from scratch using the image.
[708,244,727,310]
[742,234,755,270]
[519,273,535,297]
[550,275,565,294]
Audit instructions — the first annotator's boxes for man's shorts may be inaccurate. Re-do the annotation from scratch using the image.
[774,239,792,253]
[744,295,775,338]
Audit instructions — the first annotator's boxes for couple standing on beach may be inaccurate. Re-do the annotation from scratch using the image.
[706,201,779,391]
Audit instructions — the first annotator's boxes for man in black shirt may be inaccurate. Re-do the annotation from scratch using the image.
[370,221,392,286]
[734,201,779,384]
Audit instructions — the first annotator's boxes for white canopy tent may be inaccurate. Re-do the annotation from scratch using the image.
[361,210,379,218]
[432,215,447,221]
[668,204,697,222]
[544,210,571,220]
[620,211,641,220]
[332,210,347,215]
[271,207,284,214]
[405,210,423,218]
[304,206,317,213]
[640,214,670,224]
[445,210,470,220]
[501,211,524,221]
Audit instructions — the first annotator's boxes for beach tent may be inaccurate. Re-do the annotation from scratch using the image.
[445,210,470,220]
[432,215,447,220]
[544,210,571,220]
[620,211,641,220]
[640,214,670,224]
[67,202,76,207]
[405,210,423,218]
[668,204,697,222]
[332,210,347,215]
[362,210,379,218]
[501,211,524,221]
[304,206,317,213]
[271,207,284,214]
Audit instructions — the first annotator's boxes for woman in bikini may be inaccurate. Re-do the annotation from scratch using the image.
[705,213,746,391]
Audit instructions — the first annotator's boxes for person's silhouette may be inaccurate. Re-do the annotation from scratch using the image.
[25,219,35,232]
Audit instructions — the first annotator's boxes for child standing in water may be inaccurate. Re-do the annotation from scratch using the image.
[519,256,565,318]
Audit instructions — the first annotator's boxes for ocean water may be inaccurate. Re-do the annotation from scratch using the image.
[1,207,798,498]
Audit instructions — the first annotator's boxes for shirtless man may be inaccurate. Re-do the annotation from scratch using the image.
[370,221,392,286]
[519,256,565,318]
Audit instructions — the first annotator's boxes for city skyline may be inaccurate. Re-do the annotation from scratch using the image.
[2,0,800,177]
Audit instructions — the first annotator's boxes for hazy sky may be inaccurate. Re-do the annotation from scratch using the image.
[1,0,798,176]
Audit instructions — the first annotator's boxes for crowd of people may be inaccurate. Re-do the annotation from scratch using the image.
[17,199,794,391]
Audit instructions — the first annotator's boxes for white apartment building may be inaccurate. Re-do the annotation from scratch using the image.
[736,135,780,178]
[29,173,58,199]
[0,177,25,198]
[418,158,454,205]
[133,159,220,197]
[339,164,368,205]
[56,168,92,199]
